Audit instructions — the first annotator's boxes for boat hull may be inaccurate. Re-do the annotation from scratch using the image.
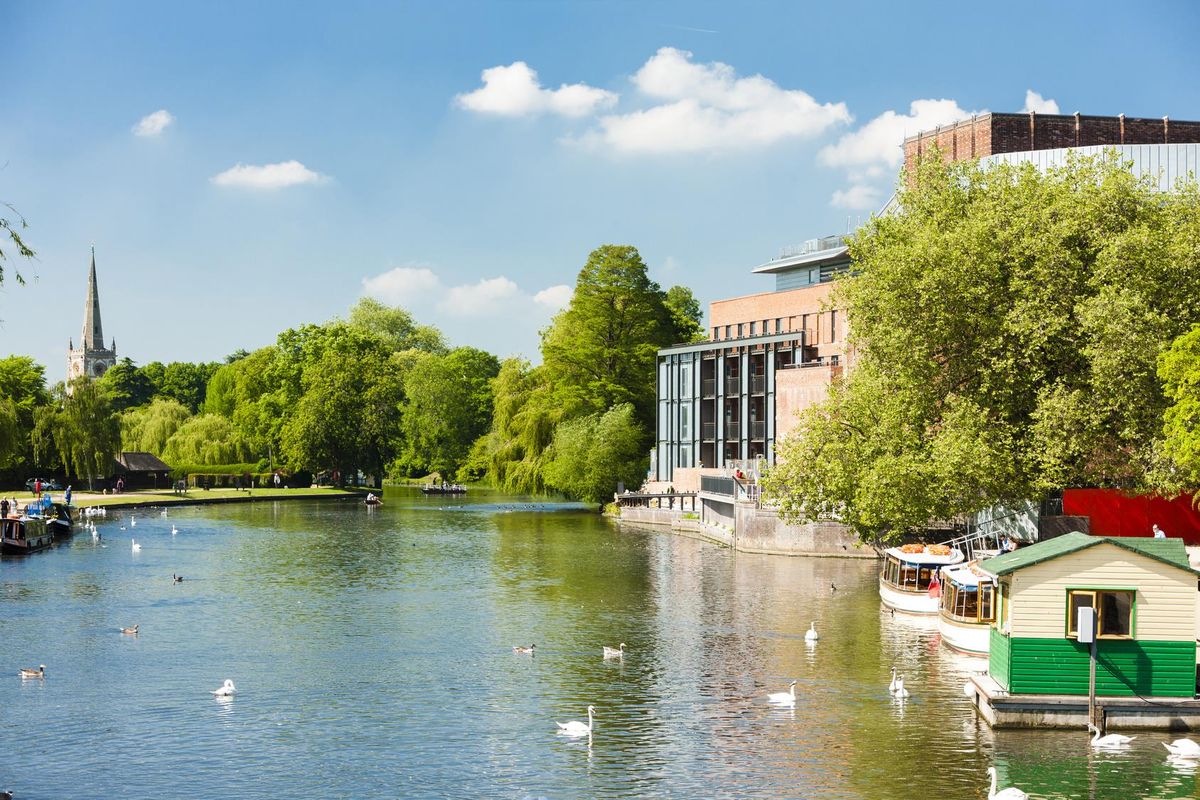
[879,577,940,614]
[938,613,991,655]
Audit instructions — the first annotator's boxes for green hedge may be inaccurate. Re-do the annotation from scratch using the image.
[187,472,276,489]
[168,462,268,480]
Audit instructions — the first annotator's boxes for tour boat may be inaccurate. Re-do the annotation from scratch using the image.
[937,563,997,655]
[879,544,963,614]
[1,515,55,555]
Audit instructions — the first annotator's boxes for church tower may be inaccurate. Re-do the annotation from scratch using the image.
[67,247,117,382]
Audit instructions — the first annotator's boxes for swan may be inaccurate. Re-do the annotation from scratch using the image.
[1088,723,1134,747]
[131,539,141,552]
[1164,738,1200,757]
[888,667,899,694]
[120,625,139,635]
[602,643,626,659]
[513,644,535,655]
[211,679,237,697]
[767,680,797,704]
[804,622,819,642]
[171,525,178,535]
[893,675,910,699]
[556,705,594,736]
[986,767,1028,800]
[19,664,45,679]
[160,510,168,517]
[130,517,137,527]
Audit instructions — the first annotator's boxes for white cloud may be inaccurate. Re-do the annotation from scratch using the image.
[210,160,328,189]
[831,184,883,210]
[819,99,974,170]
[533,284,572,310]
[1022,89,1060,115]
[591,47,850,154]
[360,267,442,308]
[456,61,617,118]
[443,276,521,315]
[133,109,174,137]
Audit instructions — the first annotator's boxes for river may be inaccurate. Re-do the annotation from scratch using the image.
[0,492,1196,799]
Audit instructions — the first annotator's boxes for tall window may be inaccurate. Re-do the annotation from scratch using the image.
[1067,589,1134,638]
[680,405,691,439]
[749,321,756,336]
[724,325,731,339]
[680,363,692,399]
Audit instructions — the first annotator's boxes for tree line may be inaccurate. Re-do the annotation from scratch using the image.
[0,243,702,502]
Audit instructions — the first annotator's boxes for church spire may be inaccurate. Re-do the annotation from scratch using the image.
[82,246,105,350]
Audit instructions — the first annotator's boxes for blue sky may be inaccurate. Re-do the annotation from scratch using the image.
[3,0,1198,379]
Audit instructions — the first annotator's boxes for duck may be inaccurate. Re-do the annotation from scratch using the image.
[830,582,838,593]
[1088,722,1134,747]
[211,679,237,697]
[1163,738,1200,757]
[804,622,819,642]
[893,675,910,699]
[767,680,797,705]
[556,705,595,736]
[986,767,1028,800]
[172,574,183,583]
[1,789,12,800]
[602,643,626,659]
[131,539,141,552]
[120,625,139,635]
[19,665,45,679]
[513,644,536,655]
[888,667,900,694]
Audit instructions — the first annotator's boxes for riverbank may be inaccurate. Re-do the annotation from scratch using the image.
[2,486,368,510]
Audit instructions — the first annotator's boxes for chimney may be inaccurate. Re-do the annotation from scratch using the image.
[1074,111,1081,147]
[1164,115,1170,143]
[1119,113,1126,144]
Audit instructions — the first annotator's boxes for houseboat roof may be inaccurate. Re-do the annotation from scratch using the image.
[884,546,963,565]
[979,531,1197,577]
[942,564,992,587]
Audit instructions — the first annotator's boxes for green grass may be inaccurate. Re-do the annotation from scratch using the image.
[2,486,364,508]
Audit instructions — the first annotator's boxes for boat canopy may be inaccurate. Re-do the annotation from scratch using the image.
[942,565,994,589]
[884,547,964,566]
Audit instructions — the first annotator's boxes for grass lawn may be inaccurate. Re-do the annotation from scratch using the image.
[0,486,365,509]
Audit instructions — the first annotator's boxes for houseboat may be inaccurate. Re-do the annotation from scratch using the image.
[1,515,55,555]
[937,564,996,656]
[879,544,963,614]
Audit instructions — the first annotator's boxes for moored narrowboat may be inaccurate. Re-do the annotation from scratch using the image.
[1,516,55,555]
[879,544,963,614]
[937,564,997,655]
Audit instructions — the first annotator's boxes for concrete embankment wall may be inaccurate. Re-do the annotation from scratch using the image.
[617,505,875,558]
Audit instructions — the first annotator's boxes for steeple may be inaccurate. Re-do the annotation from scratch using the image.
[82,246,105,350]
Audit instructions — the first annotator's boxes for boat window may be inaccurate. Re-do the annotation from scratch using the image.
[979,584,995,622]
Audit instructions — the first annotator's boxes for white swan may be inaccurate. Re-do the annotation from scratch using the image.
[130,517,137,527]
[804,622,818,642]
[556,705,594,736]
[767,680,797,704]
[1088,723,1134,747]
[602,643,626,659]
[1164,738,1200,757]
[986,767,1028,800]
[888,667,899,694]
[893,675,910,699]
[171,525,178,535]
[131,539,141,552]
[211,679,237,697]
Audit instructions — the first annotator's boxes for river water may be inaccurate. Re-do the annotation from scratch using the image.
[0,492,1197,799]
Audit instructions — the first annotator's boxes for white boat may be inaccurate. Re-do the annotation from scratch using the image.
[937,564,997,655]
[879,545,963,614]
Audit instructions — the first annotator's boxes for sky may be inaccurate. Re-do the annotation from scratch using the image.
[2,0,1199,380]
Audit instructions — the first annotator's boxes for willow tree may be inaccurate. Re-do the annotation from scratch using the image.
[45,378,120,488]
[764,152,1200,542]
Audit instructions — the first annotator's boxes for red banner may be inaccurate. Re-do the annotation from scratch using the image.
[1062,489,1200,545]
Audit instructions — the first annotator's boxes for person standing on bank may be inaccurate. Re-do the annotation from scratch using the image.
[1153,523,1167,539]
[65,485,72,506]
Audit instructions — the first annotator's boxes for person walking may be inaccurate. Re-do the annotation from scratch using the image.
[65,485,72,506]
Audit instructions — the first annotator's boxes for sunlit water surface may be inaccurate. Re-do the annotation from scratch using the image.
[1,492,1197,799]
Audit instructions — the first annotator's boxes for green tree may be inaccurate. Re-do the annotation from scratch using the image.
[0,396,18,467]
[162,413,255,465]
[347,297,446,354]
[47,378,120,488]
[121,398,192,455]
[665,284,705,343]
[0,356,49,472]
[543,403,648,504]
[97,357,156,411]
[482,359,559,495]
[400,347,500,479]
[1160,324,1200,488]
[766,152,1200,542]
[1,201,34,289]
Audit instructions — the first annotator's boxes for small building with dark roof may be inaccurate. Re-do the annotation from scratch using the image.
[112,452,172,489]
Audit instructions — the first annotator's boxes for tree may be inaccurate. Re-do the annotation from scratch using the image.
[46,378,120,488]
[0,396,17,467]
[543,403,649,504]
[347,297,446,354]
[1160,325,1200,488]
[97,357,156,411]
[665,285,705,343]
[120,398,192,455]
[400,347,500,479]
[0,356,49,472]
[1,201,35,289]
[766,152,1200,542]
[162,414,255,465]
[482,359,558,494]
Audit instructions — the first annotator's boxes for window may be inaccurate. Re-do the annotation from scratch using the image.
[713,326,720,340]
[680,364,692,399]
[776,317,783,334]
[680,405,691,439]
[749,321,757,336]
[737,323,744,338]
[1067,589,1134,639]
[830,310,837,342]
[724,325,731,339]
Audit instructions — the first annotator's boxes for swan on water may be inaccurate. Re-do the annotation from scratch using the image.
[120,625,139,635]
[893,675,910,699]
[888,667,899,694]
[1088,723,1134,747]
[986,767,1028,800]
[130,517,137,527]
[602,643,626,659]
[513,644,535,655]
[556,705,594,736]
[131,539,141,552]
[767,680,797,705]
[19,665,45,679]
[804,622,818,642]
[211,679,237,697]
[1164,738,1200,757]
[171,525,178,535]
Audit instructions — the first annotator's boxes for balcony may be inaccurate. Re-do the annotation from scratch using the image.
[725,377,741,395]
[750,421,766,440]
[701,378,716,398]
[725,421,740,439]
[701,475,737,496]
[750,374,766,395]
[701,422,716,441]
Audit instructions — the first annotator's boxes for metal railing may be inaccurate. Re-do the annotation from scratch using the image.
[725,376,740,394]
[750,374,766,394]
[701,378,717,397]
[725,421,740,439]
[700,475,737,496]
[614,492,698,511]
[701,422,716,441]
[750,421,766,440]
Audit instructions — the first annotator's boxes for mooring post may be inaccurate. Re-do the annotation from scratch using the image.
[1089,636,1098,730]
